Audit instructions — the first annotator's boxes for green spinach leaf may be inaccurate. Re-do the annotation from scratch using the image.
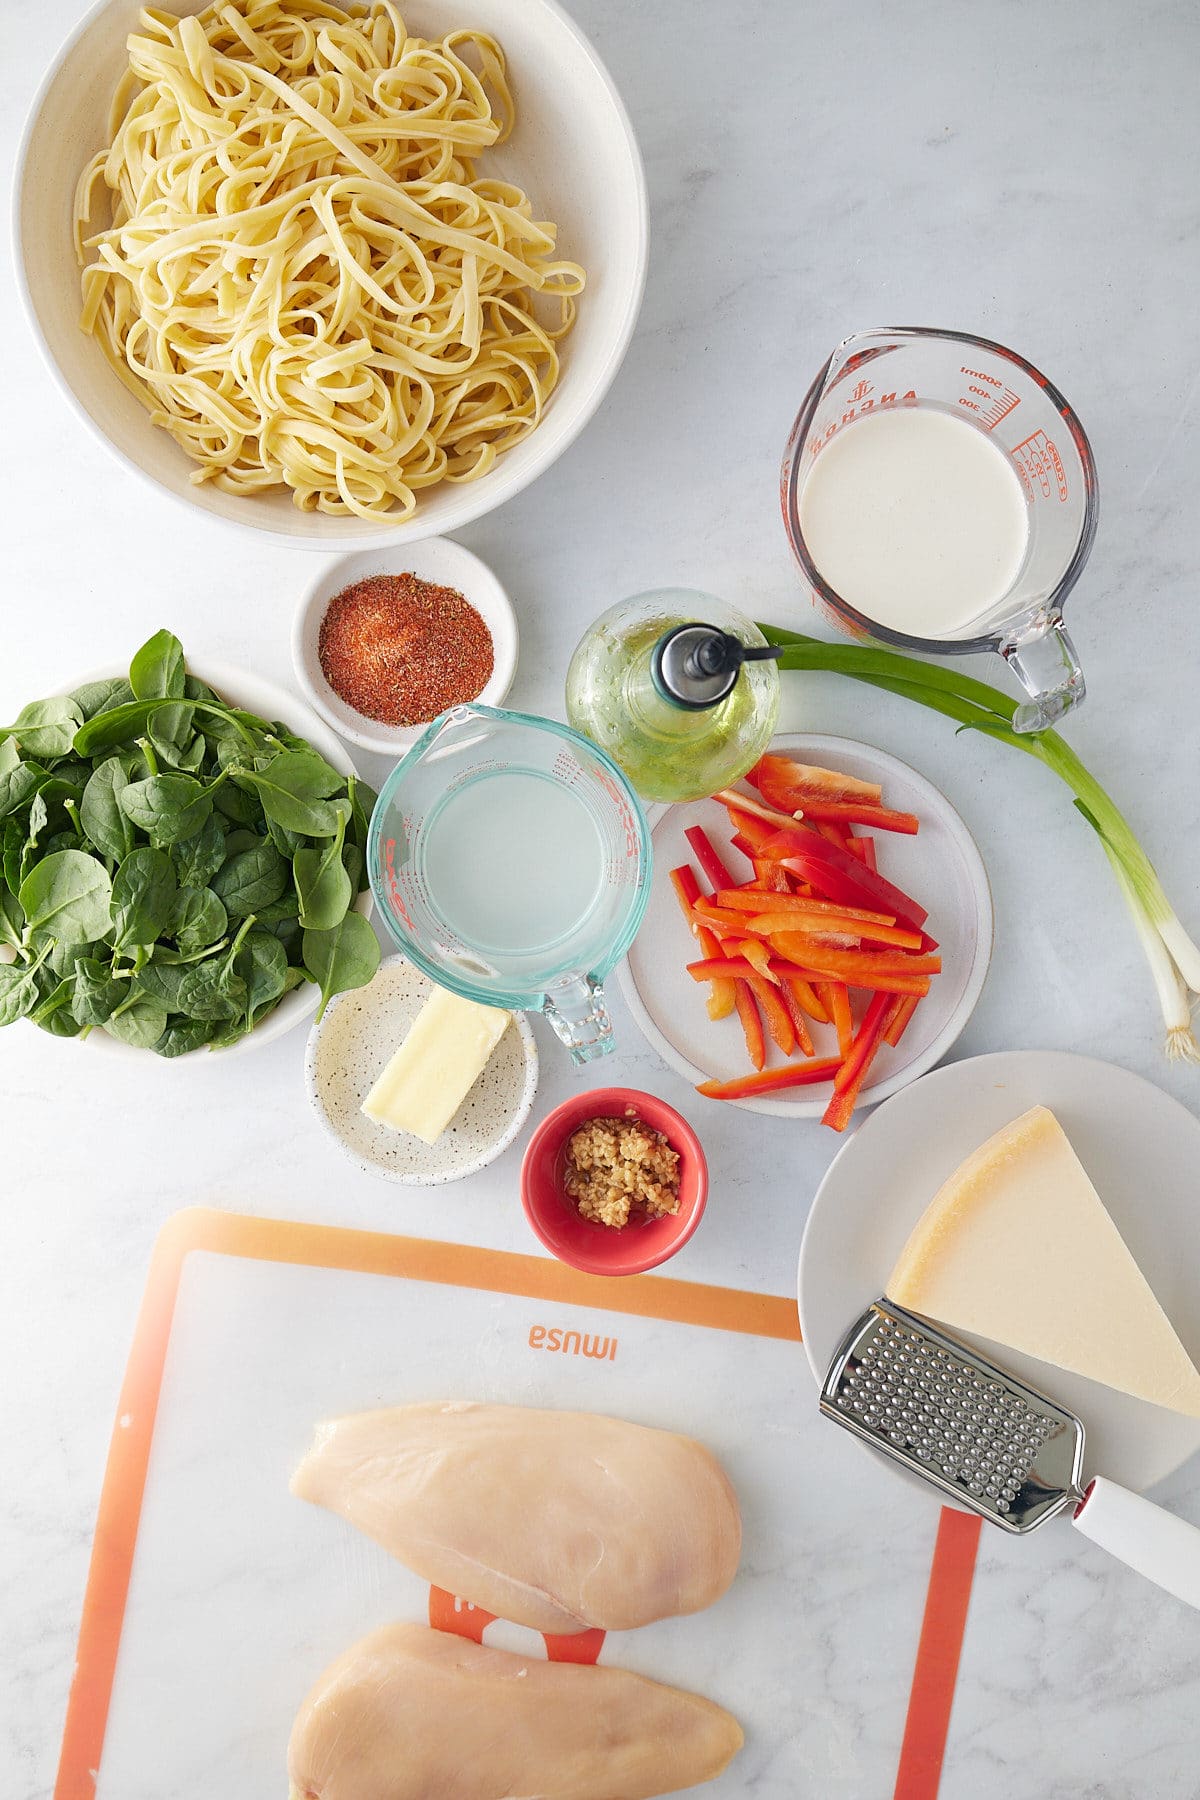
[236,928,289,1028]
[303,911,380,1020]
[129,630,186,701]
[177,957,247,1021]
[2,696,84,762]
[105,992,168,1049]
[170,885,227,954]
[19,850,113,945]
[80,759,133,859]
[0,942,52,1027]
[294,801,352,931]
[111,848,177,950]
[212,841,288,918]
[242,749,346,837]
[120,773,212,847]
[70,957,125,1026]
[172,813,226,888]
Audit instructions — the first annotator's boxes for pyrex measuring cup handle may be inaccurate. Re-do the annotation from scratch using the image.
[542,974,615,1065]
[1001,615,1087,733]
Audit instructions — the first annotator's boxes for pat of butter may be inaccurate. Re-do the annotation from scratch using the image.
[362,985,511,1145]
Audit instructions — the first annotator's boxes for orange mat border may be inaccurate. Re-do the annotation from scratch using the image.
[893,1507,983,1799]
[52,1206,972,1798]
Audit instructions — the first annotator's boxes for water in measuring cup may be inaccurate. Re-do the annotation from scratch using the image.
[420,768,607,958]
[799,406,1030,637]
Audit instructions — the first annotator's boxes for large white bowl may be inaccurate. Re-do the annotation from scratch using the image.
[15,0,648,551]
[55,661,372,1059]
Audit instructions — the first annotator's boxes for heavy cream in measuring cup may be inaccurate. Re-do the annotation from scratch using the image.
[798,406,1030,637]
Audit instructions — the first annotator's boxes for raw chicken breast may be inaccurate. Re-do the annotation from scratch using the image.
[287,1622,743,1800]
[291,1401,741,1633]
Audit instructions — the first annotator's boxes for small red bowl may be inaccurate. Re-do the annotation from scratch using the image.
[520,1087,708,1276]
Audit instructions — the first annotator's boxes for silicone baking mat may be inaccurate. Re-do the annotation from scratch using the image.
[54,1210,978,1798]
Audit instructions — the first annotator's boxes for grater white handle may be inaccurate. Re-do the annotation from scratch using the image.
[1072,1477,1200,1610]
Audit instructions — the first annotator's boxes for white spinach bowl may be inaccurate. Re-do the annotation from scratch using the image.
[16,0,648,551]
[55,662,373,1059]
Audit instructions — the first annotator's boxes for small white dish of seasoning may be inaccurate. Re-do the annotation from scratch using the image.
[293,537,518,755]
[306,954,538,1185]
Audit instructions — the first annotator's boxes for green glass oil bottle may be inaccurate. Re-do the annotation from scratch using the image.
[565,589,782,803]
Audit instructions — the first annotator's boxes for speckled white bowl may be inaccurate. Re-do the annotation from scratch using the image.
[305,954,538,1184]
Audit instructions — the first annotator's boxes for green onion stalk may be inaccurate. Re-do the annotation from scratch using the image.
[759,624,1200,1063]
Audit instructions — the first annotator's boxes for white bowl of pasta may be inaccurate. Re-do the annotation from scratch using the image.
[15,0,647,548]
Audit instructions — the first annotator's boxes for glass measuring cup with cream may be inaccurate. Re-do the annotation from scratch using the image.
[781,328,1098,731]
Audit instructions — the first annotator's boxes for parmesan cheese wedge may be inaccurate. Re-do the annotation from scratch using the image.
[887,1105,1200,1418]
[362,985,511,1145]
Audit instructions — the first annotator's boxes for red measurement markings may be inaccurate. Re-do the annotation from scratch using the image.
[957,366,1021,432]
[1011,429,1069,502]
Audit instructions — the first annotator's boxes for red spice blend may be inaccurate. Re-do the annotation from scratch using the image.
[318,573,494,727]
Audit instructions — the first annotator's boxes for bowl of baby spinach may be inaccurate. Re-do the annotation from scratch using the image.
[0,631,380,1057]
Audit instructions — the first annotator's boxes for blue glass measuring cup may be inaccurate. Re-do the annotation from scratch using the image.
[367,704,652,1064]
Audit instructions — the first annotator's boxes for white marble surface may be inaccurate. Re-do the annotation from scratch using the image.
[3,0,1200,1794]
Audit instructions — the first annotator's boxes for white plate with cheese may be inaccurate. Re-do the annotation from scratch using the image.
[798,1051,1200,1492]
[306,956,538,1185]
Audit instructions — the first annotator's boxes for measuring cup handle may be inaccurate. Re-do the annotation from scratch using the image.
[542,974,615,1065]
[1001,615,1087,733]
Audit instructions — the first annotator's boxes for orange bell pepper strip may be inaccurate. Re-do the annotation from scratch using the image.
[884,991,922,1046]
[716,789,803,832]
[827,982,853,1057]
[669,866,735,1021]
[736,937,781,985]
[713,889,897,926]
[697,1056,843,1101]
[782,973,830,1024]
[733,979,766,1071]
[822,991,894,1132]
[744,972,795,1056]
[815,820,853,852]
[740,912,925,953]
[778,982,816,1056]
[770,937,937,992]
[795,800,919,835]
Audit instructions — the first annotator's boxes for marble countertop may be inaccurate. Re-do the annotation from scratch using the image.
[3,1,1200,1794]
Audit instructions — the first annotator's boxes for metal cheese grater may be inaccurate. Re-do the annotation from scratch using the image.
[820,1303,1200,1612]
[820,1299,1084,1532]
[819,1300,1200,1608]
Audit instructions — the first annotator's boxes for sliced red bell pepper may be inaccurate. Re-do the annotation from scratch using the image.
[724,805,785,855]
[827,982,853,1058]
[795,800,919,835]
[733,979,765,1071]
[822,991,894,1131]
[858,835,878,874]
[815,820,853,852]
[766,826,929,930]
[884,991,922,1046]
[697,1056,844,1101]
[752,856,792,893]
[747,754,882,810]
[729,832,756,858]
[684,825,737,893]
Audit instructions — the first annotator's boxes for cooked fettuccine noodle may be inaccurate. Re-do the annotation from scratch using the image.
[74,0,585,519]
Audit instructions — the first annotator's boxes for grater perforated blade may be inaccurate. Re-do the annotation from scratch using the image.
[820,1299,1086,1534]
